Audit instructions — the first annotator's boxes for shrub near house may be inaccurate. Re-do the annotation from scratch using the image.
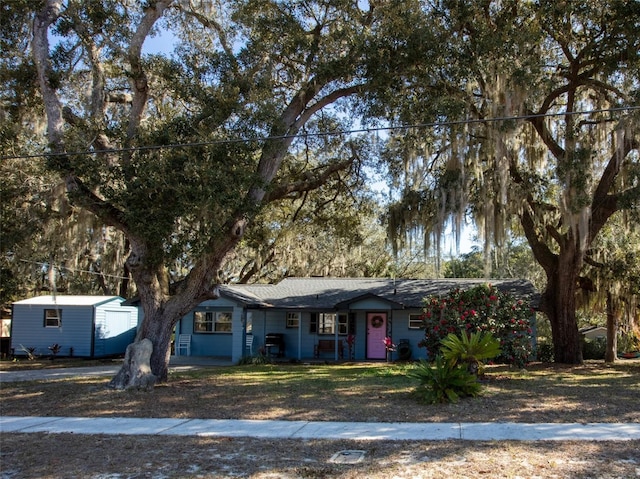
[419,284,534,368]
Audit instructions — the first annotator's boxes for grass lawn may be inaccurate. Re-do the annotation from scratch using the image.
[1,359,638,423]
[1,359,638,478]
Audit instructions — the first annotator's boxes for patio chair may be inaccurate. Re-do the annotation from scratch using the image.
[246,334,254,355]
[177,334,191,356]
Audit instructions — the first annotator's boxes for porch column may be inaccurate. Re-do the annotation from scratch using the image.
[298,314,302,361]
[231,307,243,363]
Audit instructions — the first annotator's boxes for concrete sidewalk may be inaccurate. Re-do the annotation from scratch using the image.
[2,416,639,441]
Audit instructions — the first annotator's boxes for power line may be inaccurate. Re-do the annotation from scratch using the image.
[18,258,130,280]
[2,105,639,161]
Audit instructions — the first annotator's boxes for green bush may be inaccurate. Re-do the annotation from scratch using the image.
[582,337,606,360]
[408,356,482,404]
[536,342,554,362]
[237,354,273,365]
[419,284,534,368]
[618,332,640,354]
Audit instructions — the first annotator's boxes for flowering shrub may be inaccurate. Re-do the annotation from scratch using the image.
[383,336,396,351]
[419,284,534,368]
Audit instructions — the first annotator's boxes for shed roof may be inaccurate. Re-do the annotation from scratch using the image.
[13,295,124,307]
[225,277,538,310]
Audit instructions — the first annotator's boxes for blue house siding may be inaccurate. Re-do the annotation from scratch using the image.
[175,297,242,359]
[11,304,94,357]
[174,306,457,362]
[388,310,429,361]
[171,278,538,363]
[11,296,138,358]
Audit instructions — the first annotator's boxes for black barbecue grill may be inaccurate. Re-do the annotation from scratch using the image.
[265,333,285,357]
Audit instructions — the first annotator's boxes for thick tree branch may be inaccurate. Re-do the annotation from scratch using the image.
[526,107,565,160]
[61,107,116,165]
[33,2,128,233]
[509,157,557,272]
[64,175,130,233]
[126,1,171,144]
[293,84,363,131]
[32,1,64,151]
[265,157,355,203]
[589,130,638,242]
[536,84,571,118]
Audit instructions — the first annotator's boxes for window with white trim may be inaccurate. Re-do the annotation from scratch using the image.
[286,312,300,328]
[310,313,348,335]
[44,309,61,328]
[408,314,423,329]
[194,311,232,333]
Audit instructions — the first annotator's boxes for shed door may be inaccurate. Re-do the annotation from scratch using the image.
[366,313,387,359]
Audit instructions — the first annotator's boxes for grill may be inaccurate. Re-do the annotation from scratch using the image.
[265,333,285,357]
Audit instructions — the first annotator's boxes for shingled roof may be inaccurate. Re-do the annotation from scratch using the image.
[221,277,538,310]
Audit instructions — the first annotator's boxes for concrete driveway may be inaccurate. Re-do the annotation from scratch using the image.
[0,356,232,383]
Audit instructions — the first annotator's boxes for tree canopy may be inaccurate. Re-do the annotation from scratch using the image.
[1,0,638,377]
[9,0,442,382]
[382,0,640,363]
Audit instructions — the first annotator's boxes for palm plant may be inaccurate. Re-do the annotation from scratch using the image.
[440,331,501,376]
[408,356,482,404]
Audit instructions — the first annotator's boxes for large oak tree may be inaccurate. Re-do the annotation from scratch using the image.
[383,0,640,363]
[23,0,435,385]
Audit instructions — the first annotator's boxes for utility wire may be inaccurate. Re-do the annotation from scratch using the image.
[18,258,130,280]
[2,105,639,161]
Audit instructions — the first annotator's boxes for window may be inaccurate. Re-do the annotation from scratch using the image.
[337,314,348,334]
[408,314,423,329]
[215,312,232,332]
[318,313,335,334]
[44,309,61,328]
[310,313,348,335]
[245,311,253,334]
[194,311,232,333]
[286,312,300,328]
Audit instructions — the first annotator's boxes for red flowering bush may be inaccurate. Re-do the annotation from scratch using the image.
[419,284,534,368]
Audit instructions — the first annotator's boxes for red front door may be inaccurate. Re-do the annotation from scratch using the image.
[366,312,387,359]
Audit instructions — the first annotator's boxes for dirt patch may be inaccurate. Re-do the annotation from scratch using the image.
[2,434,639,478]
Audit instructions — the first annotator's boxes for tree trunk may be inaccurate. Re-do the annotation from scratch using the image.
[540,259,583,364]
[110,295,180,388]
[605,291,618,363]
[108,338,157,390]
[135,307,176,382]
